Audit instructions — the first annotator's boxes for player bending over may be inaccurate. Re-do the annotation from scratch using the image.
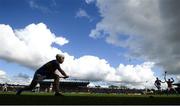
[16,54,69,96]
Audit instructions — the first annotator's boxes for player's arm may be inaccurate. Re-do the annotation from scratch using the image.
[171,78,174,83]
[164,71,167,82]
[164,76,167,82]
[57,65,69,78]
[160,80,165,83]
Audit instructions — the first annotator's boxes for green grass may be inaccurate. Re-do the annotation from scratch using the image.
[1,92,180,105]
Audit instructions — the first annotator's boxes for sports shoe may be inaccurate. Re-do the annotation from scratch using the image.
[54,92,64,96]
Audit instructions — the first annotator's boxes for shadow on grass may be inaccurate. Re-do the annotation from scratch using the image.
[1,93,180,105]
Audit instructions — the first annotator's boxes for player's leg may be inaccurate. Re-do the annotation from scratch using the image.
[157,86,161,94]
[167,87,171,95]
[16,71,41,95]
[16,79,38,95]
[53,74,63,96]
[172,88,178,94]
[157,85,160,91]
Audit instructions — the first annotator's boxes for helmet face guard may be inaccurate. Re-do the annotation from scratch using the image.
[56,54,64,63]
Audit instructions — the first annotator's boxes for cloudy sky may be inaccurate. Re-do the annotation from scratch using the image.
[0,0,180,89]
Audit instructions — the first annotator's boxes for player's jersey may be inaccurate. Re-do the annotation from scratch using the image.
[155,80,161,85]
[36,60,61,76]
[167,81,173,88]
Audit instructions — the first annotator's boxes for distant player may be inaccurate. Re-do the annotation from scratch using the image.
[154,77,164,91]
[16,54,69,96]
[49,83,53,92]
[164,71,177,94]
[2,83,8,92]
[35,83,40,92]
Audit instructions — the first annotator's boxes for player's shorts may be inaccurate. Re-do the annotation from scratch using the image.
[33,72,47,82]
[33,70,61,82]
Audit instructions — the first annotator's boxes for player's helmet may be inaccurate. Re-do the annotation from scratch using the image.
[56,54,64,63]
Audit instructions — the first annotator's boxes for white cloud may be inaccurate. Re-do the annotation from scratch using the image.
[115,62,156,89]
[0,70,9,83]
[11,73,32,85]
[62,55,115,81]
[29,0,50,13]
[89,0,180,76]
[63,56,157,89]
[76,8,91,21]
[54,37,69,46]
[0,69,31,85]
[0,23,68,69]
[28,0,58,14]
[85,0,95,4]
[0,23,157,88]
[0,70,6,77]
[90,0,161,40]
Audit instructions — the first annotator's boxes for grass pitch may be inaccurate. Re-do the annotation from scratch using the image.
[1,92,180,105]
